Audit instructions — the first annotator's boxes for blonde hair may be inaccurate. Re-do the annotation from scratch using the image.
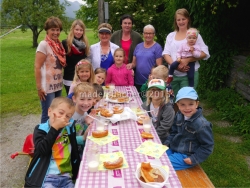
[114,48,125,56]
[94,67,107,75]
[73,59,95,84]
[73,82,94,98]
[174,8,191,31]
[66,19,90,56]
[152,65,169,81]
[50,96,75,109]
[98,23,112,31]
[146,89,169,106]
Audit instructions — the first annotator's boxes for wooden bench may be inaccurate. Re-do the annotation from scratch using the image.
[176,165,215,188]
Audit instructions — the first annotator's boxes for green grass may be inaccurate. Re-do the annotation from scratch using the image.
[1,29,250,187]
[0,29,98,116]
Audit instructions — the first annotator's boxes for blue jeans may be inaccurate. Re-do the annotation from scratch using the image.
[42,174,74,188]
[40,90,62,123]
[166,149,196,170]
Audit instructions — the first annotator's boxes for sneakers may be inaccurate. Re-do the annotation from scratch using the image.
[167,77,173,84]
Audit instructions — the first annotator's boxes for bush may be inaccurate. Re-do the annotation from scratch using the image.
[203,88,250,135]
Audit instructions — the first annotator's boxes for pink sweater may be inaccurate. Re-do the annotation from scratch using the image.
[105,64,134,86]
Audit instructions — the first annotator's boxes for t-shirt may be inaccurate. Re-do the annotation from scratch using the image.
[72,112,88,145]
[36,41,63,93]
[47,127,72,175]
[121,39,132,64]
[133,42,163,85]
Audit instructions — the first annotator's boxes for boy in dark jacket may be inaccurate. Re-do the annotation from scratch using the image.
[164,87,214,170]
[24,97,80,188]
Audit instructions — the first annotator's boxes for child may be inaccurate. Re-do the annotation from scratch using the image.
[141,79,175,143]
[140,65,174,104]
[24,97,80,187]
[94,67,107,85]
[164,87,214,170]
[87,83,104,114]
[68,59,95,95]
[167,28,201,87]
[72,83,96,155]
[105,48,134,86]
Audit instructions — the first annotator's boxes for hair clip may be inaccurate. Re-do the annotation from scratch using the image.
[76,61,89,66]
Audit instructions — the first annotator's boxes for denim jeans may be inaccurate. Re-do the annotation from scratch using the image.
[42,174,74,188]
[40,90,62,123]
[166,149,196,170]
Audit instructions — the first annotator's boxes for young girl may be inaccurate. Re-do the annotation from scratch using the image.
[94,67,107,85]
[141,79,175,143]
[105,48,134,86]
[68,59,94,95]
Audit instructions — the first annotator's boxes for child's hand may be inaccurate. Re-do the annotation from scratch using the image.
[83,124,93,140]
[85,111,96,125]
[189,46,194,52]
[50,113,70,130]
[184,157,192,165]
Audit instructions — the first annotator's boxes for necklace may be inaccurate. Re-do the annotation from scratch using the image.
[100,43,110,62]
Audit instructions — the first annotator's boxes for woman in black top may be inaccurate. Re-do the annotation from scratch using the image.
[62,19,90,94]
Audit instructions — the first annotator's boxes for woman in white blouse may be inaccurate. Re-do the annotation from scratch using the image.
[162,8,210,111]
[90,23,119,71]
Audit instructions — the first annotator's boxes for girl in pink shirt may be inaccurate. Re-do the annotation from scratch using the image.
[105,48,134,86]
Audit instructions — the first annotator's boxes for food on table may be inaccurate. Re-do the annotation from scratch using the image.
[140,162,164,183]
[103,157,123,169]
[141,132,154,139]
[95,107,102,114]
[108,91,129,102]
[100,108,114,117]
[137,115,150,124]
[92,130,108,138]
[117,96,129,103]
[112,105,124,114]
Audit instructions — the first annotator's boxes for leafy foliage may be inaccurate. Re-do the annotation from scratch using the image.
[1,0,69,47]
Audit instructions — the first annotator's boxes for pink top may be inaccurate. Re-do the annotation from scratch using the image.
[176,43,201,59]
[105,64,134,86]
[121,39,132,64]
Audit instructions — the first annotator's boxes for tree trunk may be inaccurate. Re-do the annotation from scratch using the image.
[32,27,39,48]
[98,0,104,25]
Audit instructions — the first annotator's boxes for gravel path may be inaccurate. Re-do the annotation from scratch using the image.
[0,114,40,188]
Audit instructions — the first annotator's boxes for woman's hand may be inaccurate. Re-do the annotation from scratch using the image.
[177,58,190,72]
[38,89,46,101]
[126,63,133,70]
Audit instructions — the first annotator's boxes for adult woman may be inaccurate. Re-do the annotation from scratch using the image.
[62,19,90,94]
[111,14,143,64]
[35,17,65,123]
[127,24,163,92]
[90,23,119,71]
[162,8,210,102]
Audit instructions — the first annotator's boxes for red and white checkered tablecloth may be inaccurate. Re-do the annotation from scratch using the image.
[75,86,182,188]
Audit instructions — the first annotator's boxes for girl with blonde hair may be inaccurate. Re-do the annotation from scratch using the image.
[62,19,90,94]
[68,59,94,95]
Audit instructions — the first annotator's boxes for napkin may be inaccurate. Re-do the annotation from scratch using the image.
[135,141,169,158]
[98,151,129,170]
[87,133,119,145]
[108,107,138,123]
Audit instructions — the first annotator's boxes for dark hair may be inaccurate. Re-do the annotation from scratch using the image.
[120,14,134,25]
[93,83,104,98]
[44,16,63,31]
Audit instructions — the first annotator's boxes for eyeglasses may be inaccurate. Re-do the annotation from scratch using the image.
[143,32,154,35]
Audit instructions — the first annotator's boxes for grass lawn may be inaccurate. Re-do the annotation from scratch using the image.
[1,29,250,187]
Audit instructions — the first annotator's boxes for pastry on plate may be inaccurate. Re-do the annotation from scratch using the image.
[103,157,123,169]
[112,105,124,114]
[100,108,113,117]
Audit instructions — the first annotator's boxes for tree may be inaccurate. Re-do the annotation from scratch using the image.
[1,0,68,47]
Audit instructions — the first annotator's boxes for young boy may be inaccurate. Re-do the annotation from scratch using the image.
[72,83,96,155]
[24,97,80,187]
[164,87,214,170]
[140,65,174,104]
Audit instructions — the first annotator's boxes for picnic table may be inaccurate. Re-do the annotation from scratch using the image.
[75,86,182,188]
